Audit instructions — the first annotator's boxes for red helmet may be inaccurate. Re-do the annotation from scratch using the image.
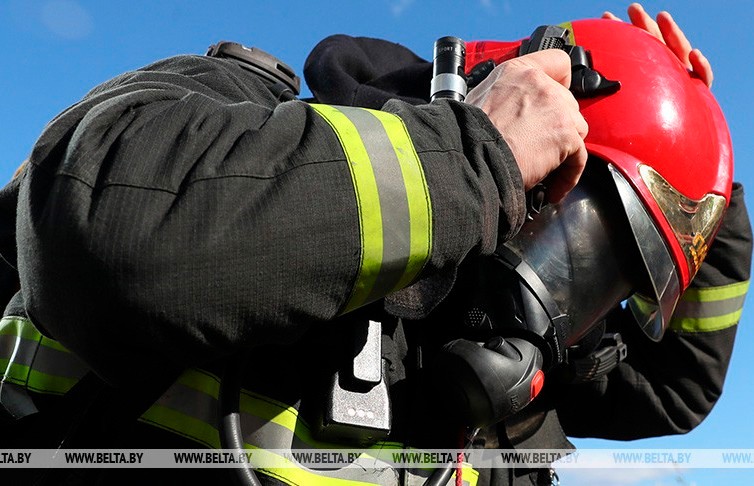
[466,19,733,340]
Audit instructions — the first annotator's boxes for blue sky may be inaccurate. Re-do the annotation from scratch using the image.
[2,1,753,484]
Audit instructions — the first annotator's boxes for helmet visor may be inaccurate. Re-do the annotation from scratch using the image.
[610,165,681,341]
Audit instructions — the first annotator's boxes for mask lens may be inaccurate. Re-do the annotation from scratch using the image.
[504,163,645,346]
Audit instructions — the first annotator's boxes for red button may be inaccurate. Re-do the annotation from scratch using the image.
[530,370,545,399]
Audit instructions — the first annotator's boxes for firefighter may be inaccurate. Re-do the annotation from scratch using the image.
[0,4,749,486]
[303,7,749,484]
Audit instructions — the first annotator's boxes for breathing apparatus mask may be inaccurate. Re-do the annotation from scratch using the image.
[433,19,733,428]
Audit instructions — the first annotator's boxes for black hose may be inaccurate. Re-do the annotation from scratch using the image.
[423,427,479,486]
[219,354,263,486]
[423,461,456,486]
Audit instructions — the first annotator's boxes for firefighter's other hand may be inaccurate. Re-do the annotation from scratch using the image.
[466,49,588,204]
[603,3,713,87]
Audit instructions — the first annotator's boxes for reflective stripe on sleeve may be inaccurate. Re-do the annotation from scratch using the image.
[310,104,432,313]
[0,316,87,394]
[669,280,749,332]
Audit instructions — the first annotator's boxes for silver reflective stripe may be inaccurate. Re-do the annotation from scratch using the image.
[141,369,402,485]
[310,104,432,314]
[147,380,302,451]
[0,316,87,394]
[669,280,749,333]
[339,106,414,304]
[0,316,88,419]
[673,294,747,319]
[6,336,88,380]
[0,334,38,369]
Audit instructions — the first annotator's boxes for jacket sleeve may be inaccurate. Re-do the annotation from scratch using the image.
[17,53,525,385]
[555,183,752,439]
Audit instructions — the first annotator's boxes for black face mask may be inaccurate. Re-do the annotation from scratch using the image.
[454,161,645,365]
[432,161,649,427]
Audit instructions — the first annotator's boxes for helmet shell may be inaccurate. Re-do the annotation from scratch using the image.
[466,19,734,339]
[569,18,733,288]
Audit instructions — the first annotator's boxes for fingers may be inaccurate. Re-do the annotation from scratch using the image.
[656,11,692,67]
[513,50,586,200]
[627,3,662,41]
[514,49,573,89]
[609,4,713,88]
[546,139,588,204]
[572,106,589,139]
[547,104,589,204]
[690,49,714,87]
[521,50,588,200]
[467,51,587,202]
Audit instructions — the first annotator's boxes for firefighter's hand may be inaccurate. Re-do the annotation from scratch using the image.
[603,3,713,87]
[466,49,588,204]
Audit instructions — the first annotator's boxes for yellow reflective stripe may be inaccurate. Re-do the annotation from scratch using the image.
[171,369,311,444]
[310,104,432,313]
[143,375,479,486]
[0,316,82,394]
[248,446,392,486]
[462,466,478,486]
[669,309,744,333]
[669,280,749,333]
[40,335,71,353]
[466,469,479,486]
[1,358,78,395]
[240,389,399,450]
[141,369,400,486]
[141,406,388,486]
[0,316,72,354]
[1,321,475,485]
[0,316,43,341]
[678,280,749,303]
[3,345,475,486]
[167,369,404,449]
[177,367,221,397]
[0,357,29,384]
[371,110,432,290]
[141,403,221,449]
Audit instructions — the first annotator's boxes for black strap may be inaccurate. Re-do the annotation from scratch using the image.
[569,333,628,382]
[206,41,300,101]
[495,246,570,363]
